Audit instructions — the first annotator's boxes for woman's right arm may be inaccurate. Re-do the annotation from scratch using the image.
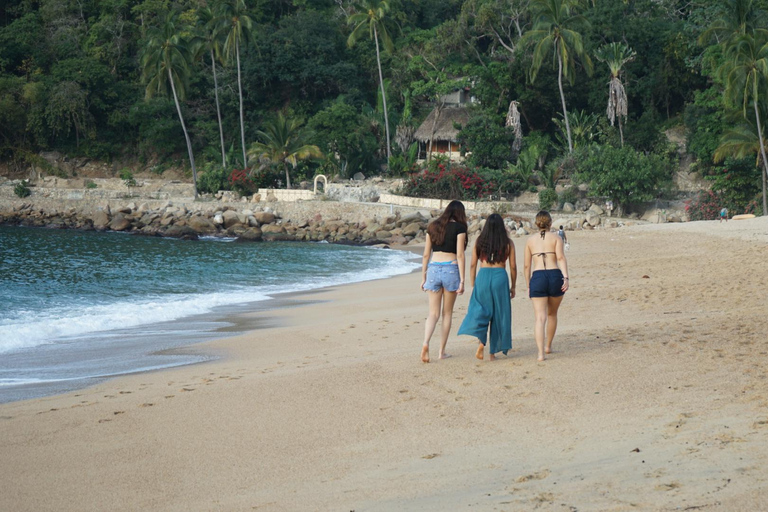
[523,240,532,293]
[421,234,432,291]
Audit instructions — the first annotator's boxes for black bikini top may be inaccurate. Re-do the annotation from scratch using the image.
[535,230,555,269]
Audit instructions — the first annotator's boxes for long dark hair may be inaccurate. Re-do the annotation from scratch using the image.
[427,200,468,247]
[476,214,510,263]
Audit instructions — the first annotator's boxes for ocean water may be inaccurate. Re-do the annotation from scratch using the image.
[0,226,419,402]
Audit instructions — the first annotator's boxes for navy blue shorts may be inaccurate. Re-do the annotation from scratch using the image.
[529,269,565,298]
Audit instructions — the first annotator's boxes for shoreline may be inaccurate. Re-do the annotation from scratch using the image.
[0,239,422,404]
[2,218,768,511]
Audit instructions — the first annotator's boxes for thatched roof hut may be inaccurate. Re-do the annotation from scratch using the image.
[413,106,472,143]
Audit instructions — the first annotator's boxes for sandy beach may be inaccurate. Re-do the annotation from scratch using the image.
[2,217,768,511]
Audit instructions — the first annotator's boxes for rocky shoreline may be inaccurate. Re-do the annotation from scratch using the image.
[0,176,667,245]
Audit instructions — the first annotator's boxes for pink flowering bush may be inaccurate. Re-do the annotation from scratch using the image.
[399,158,519,200]
[685,190,722,220]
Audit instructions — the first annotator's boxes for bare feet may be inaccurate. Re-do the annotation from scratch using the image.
[537,354,546,362]
[545,346,553,354]
[475,344,484,360]
[489,353,496,361]
[421,345,430,363]
[438,353,452,360]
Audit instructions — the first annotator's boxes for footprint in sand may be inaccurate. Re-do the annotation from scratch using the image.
[655,482,681,492]
[515,470,550,483]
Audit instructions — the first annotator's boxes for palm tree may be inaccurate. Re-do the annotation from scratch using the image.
[552,109,599,150]
[522,0,593,153]
[698,0,768,47]
[714,117,765,164]
[217,0,254,168]
[717,33,768,214]
[141,14,199,198]
[247,111,323,190]
[595,42,635,147]
[347,0,395,166]
[196,6,227,168]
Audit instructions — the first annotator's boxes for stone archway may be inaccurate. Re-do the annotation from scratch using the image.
[313,174,328,195]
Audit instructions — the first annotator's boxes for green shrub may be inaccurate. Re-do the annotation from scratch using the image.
[538,188,558,210]
[14,181,31,198]
[475,167,521,199]
[85,180,97,189]
[248,166,284,190]
[702,158,762,215]
[559,187,578,207]
[119,168,137,187]
[197,165,231,194]
[573,145,672,215]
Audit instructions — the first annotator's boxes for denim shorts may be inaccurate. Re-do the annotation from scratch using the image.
[529,269,565,298]
[424,261,461,292]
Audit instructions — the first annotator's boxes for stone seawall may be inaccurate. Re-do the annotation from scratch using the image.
[0,177,650,245]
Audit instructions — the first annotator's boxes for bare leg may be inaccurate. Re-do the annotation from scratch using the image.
[438,290,458,359]
[476,343,484,360]
[545,296,564,354]
[422,289,443,363]
[532,297,549,361]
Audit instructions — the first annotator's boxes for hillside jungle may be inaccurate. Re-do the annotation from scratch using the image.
[1,0,767,219]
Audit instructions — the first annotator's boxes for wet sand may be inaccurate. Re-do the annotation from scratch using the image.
[1,217,768,511]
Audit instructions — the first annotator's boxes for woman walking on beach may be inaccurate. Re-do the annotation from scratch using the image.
[421,200,468,363]
[458,214,517,361]
[524,211,569,361]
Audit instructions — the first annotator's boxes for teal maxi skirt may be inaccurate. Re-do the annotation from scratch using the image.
[458,267,512,355]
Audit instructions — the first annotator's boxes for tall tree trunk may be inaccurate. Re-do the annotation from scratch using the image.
[427,101,443,163]
[236,40,247,169]
[373,25,392,167]
[618,113,624,147]
[168,68,198,199]
[754,101,768,215]
[557,48,573,153]
[211,48,226,168]
[284,162,292,190]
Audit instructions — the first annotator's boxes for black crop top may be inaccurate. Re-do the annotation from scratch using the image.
[431,222,467,254]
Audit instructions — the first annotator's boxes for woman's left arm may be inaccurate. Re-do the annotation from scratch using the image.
[421,234,432,292]
[555,236,569,293]
[456,233,467,295]
[507,240,517,298]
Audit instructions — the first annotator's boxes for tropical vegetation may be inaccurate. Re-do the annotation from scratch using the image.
[1,0,768,214]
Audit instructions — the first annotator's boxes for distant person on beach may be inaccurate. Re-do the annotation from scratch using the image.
[557,226,567,243]
[720,207,728,222]
[524,211,569,361]
[458,214,516,361]
[421,200,467,363]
